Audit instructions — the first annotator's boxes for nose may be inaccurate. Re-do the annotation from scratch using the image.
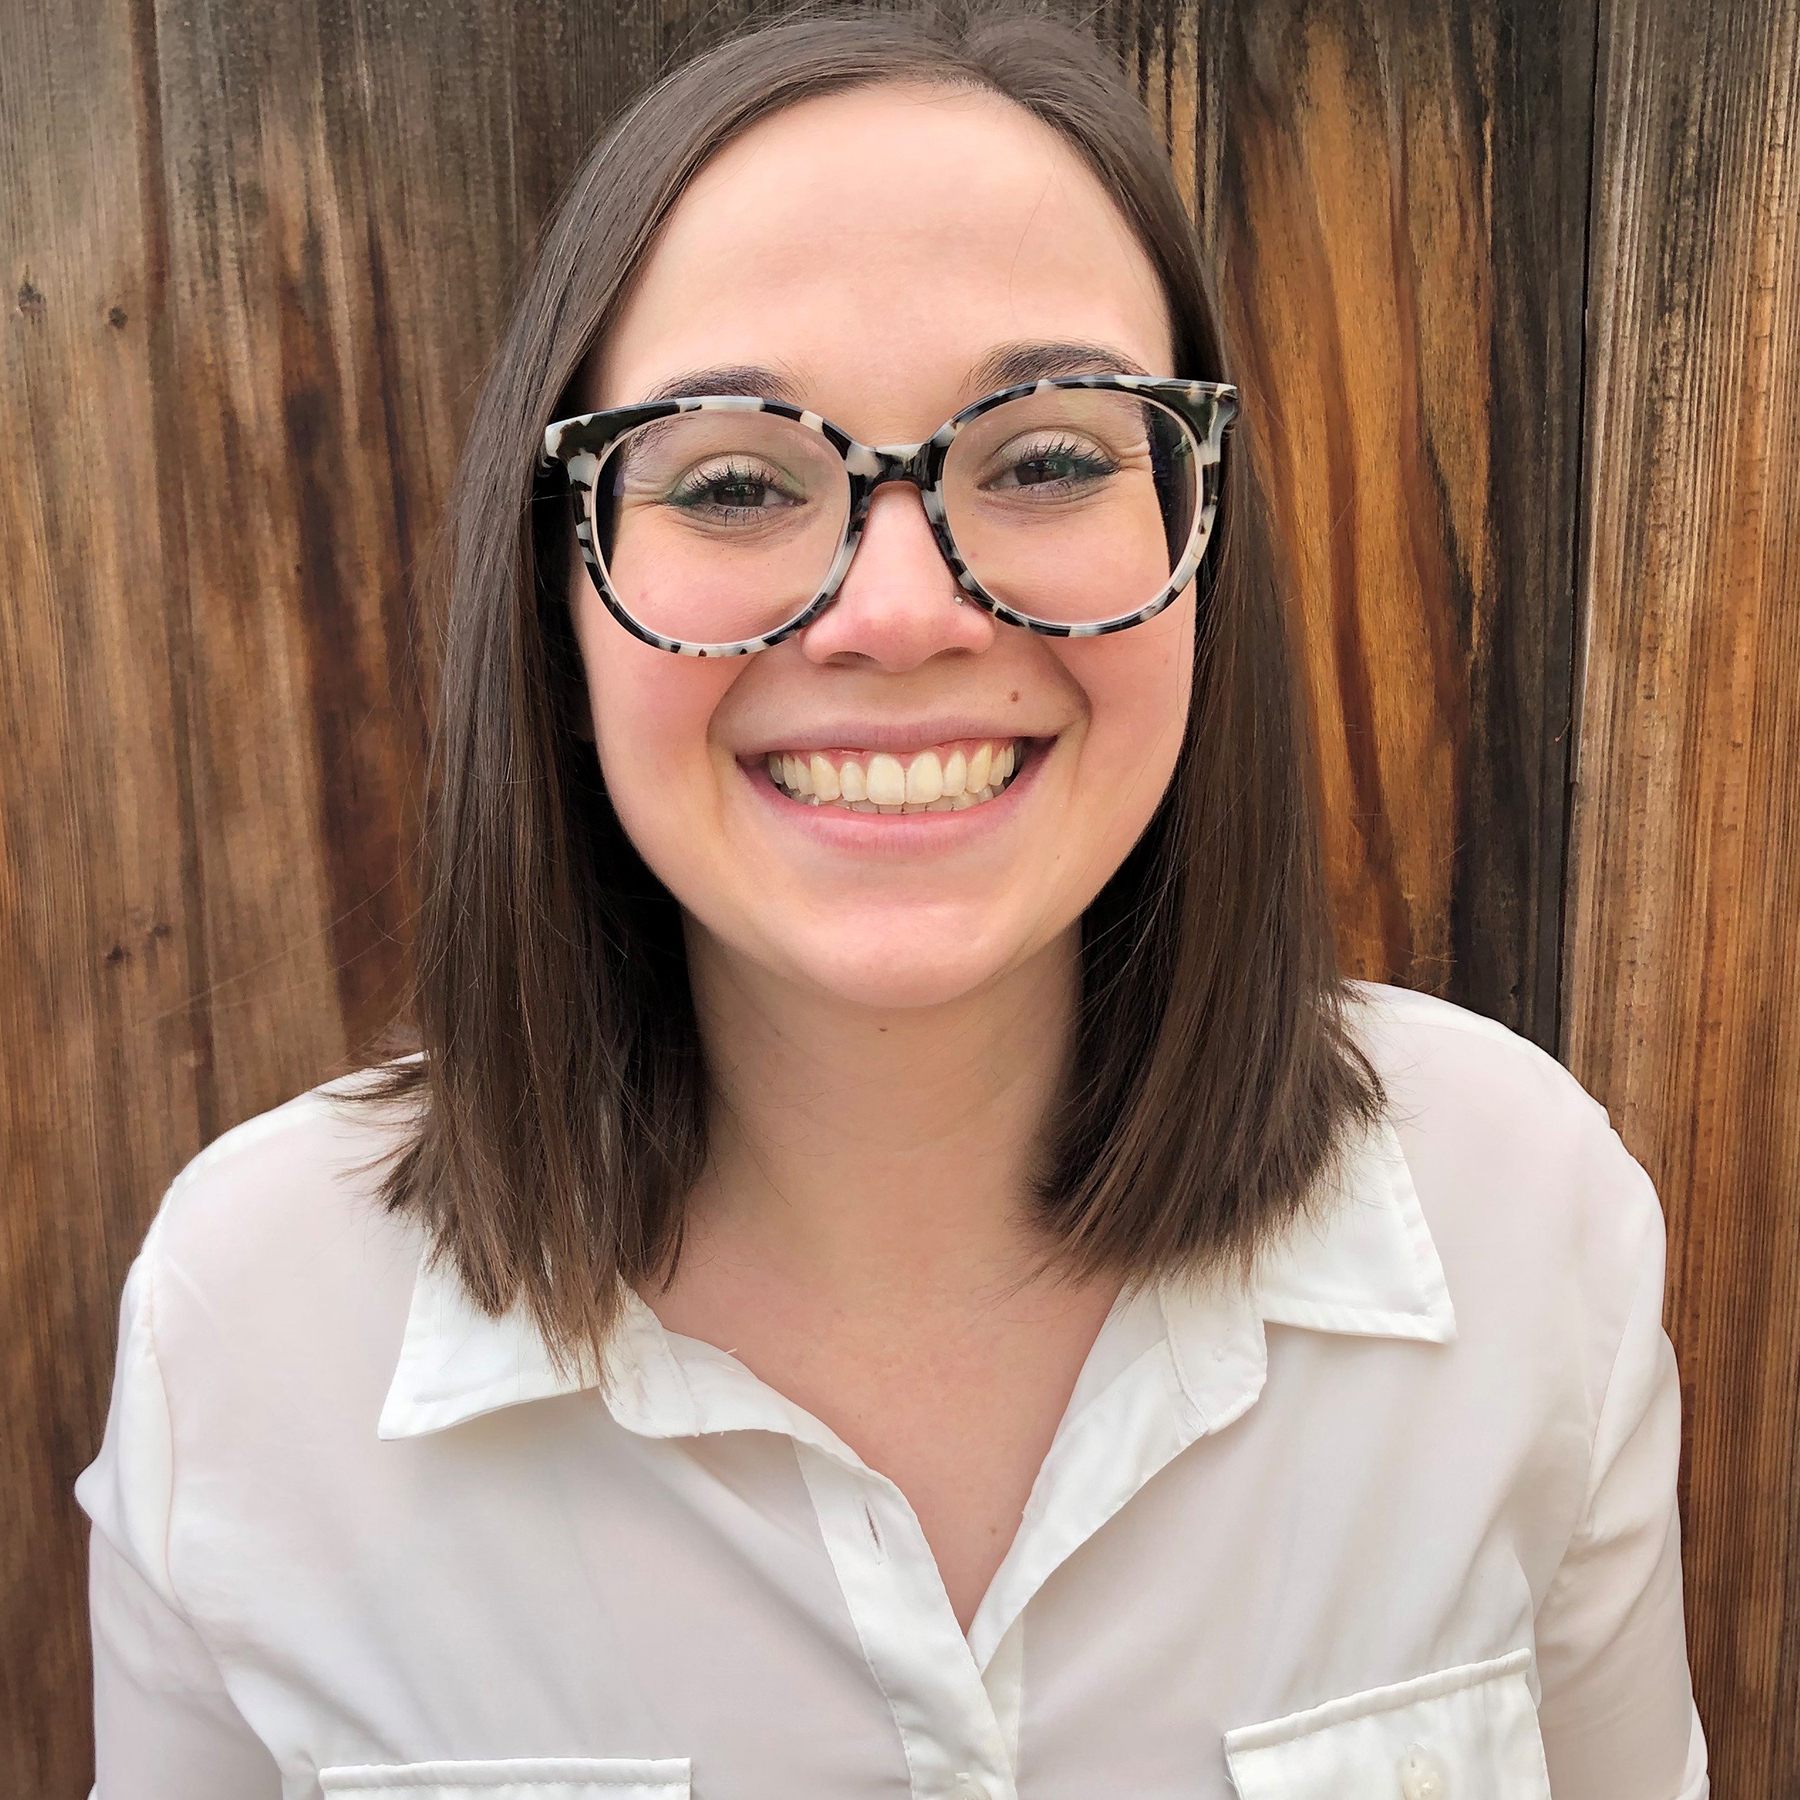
[798,479,997,672]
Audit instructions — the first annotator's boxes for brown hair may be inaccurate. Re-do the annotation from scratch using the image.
[344,0,1387,1389]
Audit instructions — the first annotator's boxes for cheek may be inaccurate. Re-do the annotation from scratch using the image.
[576,601,738,846]
[1019,602,1191,916]
[1059,598,1194,808]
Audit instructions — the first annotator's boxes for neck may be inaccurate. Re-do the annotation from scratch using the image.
[675,922,1082,1321]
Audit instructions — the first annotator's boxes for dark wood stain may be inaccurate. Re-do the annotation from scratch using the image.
[1563,0,1800,1784]
[127,0,216,1141]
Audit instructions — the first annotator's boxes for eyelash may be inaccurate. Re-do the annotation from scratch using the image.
[664,432,1119,510]
[666,457,798,515]
[987,433,1119,491]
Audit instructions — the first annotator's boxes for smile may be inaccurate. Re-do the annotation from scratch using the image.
[763,739,1024,814]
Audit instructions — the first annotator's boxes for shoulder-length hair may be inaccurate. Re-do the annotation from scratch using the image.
[344,0,1387,1388]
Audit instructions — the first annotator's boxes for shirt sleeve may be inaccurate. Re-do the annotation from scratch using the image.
[1532,1135,1710,1800]
[73,1227,283,1799]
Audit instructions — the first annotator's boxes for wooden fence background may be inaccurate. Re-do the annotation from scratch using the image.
[3,0,1795,1790]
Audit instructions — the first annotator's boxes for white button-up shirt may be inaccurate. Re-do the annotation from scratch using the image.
[74,981,1711,1799]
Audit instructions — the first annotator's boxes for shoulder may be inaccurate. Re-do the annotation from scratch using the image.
[125,1063,429,1423]
[78,1064,431,1593]
[1342,980,1669,1389]
[1344,977,1640,1192]
[144,1061,423,1269]
[1343,977,1611,1129]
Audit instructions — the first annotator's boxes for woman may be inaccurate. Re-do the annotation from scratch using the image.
[76,3,1709,1796]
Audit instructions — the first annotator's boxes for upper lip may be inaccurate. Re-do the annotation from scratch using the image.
[737,720,1057,758]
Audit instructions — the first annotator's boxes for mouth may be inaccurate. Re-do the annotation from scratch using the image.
[760,737,1029,815]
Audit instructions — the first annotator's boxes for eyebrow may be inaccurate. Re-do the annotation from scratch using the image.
[630,340,1155,411]
[967,340,1154,391]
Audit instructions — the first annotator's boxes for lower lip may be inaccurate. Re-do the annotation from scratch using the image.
[739,743,1049,853]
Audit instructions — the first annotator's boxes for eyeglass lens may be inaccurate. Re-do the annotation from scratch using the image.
[587,389,1201,647]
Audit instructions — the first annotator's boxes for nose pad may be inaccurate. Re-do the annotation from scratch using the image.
[853,464,941,533]
[800,476,991,666]
[843,477,961,595]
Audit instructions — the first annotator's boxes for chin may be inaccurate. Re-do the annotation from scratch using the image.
[769,917,1039,1013]
[802,962,1008,1012]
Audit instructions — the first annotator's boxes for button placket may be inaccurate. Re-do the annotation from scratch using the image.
[796,1447,1017,1800]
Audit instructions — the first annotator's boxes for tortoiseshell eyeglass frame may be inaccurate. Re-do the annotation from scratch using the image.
[537,373,1241,658]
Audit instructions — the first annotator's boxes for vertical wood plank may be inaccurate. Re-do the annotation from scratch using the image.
[0,2,219,1784]
[1189,0,1595,1044]
[1567,0,1800,1786]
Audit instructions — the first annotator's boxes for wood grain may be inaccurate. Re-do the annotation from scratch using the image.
[1185,0,1596,1033]
[1563,0,1800,1785]
[2,0,208,1776]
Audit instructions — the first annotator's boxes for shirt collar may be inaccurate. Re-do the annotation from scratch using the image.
[376,1109,1454,1444]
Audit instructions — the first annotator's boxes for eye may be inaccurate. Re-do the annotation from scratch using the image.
[665,456,804,521]
[982,432,1120,495]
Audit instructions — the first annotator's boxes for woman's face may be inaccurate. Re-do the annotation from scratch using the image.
[573,81,1194,1010]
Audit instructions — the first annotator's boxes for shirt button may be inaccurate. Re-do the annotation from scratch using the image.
[1397,1742,1450,1800]
[948,1775,988,1800]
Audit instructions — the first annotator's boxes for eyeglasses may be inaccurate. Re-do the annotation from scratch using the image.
[539,373,1240,657]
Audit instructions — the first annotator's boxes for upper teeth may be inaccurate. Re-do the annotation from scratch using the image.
[765,741,1020,812]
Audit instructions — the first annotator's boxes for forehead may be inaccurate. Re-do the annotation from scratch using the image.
[592,81,1176,422]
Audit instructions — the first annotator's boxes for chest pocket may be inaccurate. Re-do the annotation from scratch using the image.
[318,1758,691,1799]
[1223,1646,1551,1799]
